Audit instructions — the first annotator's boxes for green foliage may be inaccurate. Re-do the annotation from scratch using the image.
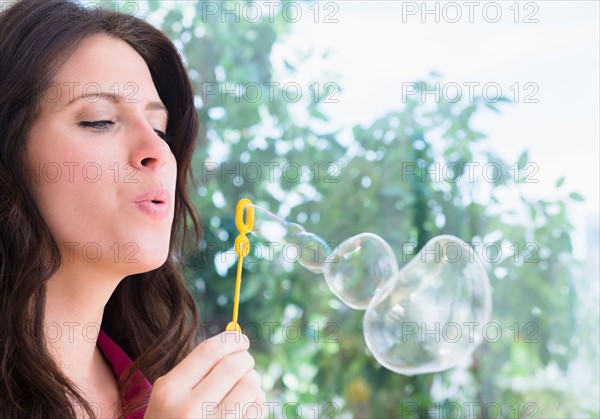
[136,1,596,417]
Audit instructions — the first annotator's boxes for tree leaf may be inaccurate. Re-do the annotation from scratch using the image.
[518,151,529,171]
[569,192,584,201]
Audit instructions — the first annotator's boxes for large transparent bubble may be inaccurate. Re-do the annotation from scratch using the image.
[244,203,492,375]
[363,236,492,375]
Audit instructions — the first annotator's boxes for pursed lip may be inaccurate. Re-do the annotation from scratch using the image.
[134,188,172,220]
[134,188,171,205]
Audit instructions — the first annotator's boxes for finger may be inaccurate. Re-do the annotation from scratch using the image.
[245,389,267,419]
[163,332,250,389]
[214,369,263,419]
[191,350,255,402]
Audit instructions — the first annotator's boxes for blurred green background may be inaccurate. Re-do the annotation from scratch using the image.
[111,1,598,417]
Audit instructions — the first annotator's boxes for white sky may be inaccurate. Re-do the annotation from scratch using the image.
[281,0,599,259]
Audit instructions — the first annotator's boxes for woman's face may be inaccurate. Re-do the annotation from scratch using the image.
[25,34,177,277]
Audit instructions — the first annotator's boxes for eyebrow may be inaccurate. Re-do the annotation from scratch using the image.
[67,92,168,118]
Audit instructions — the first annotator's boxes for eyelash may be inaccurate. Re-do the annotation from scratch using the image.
[79,120,169,142]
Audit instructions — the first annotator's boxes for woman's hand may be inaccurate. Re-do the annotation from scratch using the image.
[144,332,266,418]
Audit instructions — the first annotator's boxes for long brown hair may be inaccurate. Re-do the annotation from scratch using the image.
[0,0,202,417]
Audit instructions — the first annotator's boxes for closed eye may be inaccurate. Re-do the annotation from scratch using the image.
[80,120,114,132]
[80,120,170,142]
[154,129,168,141]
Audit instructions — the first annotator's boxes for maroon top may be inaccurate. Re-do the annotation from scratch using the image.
[97,329,152,419]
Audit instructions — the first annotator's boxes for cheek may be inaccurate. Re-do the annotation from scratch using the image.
[25,132,123,243]
[27,164,117,245]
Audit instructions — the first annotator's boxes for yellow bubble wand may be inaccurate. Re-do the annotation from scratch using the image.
[225,198,254,333]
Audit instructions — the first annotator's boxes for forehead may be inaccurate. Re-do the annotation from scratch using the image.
[51,34,160,104]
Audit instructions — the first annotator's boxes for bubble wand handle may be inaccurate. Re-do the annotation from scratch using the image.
[225,198,254,333]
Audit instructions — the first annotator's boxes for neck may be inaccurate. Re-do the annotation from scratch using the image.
[44,263,122,383]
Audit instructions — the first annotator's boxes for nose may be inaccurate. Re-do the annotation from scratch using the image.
[129,117,173,172]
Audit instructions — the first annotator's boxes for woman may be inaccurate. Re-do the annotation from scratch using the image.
[0,0,265,417]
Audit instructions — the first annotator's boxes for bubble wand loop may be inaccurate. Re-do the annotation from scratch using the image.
[225,198,254,333]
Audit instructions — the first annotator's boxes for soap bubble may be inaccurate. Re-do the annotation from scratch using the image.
[295,232,333,273]
[323,233,398,309]
[245,203,492,375]
[251,205,290,241]
[249,205,334,273]
[363,236,492,375]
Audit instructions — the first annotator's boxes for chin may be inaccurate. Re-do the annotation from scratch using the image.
[123,245,171,276]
